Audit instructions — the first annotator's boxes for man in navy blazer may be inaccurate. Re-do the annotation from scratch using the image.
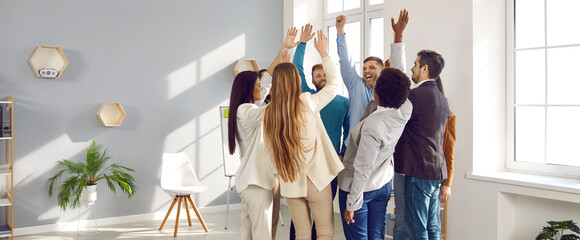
[393,49,450,240]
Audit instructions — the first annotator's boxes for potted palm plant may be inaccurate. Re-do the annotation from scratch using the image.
[536,220,580,240]
[48,139,137,211]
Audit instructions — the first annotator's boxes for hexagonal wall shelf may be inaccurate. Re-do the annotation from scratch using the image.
[29,46,69,78]
[233,59,259,76]
[96,103,126,127]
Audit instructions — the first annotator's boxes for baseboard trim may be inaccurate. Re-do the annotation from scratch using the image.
[15,203,242,236]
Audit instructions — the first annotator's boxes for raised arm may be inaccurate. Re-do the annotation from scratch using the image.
[309,30,339,112]
[293,24,316,94]
[389,9,409,72]
[267,27,298,76]
[336,15,362,91]
[256,29,294,107]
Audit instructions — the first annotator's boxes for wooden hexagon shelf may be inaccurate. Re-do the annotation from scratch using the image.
[233,59,259,76]
[29,46,69,78]
[96,103,126,127]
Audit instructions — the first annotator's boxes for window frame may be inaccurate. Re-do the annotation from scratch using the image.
[506,0,580,178]
[323,0,383,75]
[364,10,385,61]
[323,0,364,20]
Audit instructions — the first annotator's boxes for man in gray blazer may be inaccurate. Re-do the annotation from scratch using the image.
[394,50,450,240]
[338,67,412,239]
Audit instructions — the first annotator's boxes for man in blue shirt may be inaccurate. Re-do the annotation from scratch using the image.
[335,15,405,131]
[288,23,350,240]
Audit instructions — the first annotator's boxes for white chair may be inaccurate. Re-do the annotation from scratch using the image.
[159,152,209,236]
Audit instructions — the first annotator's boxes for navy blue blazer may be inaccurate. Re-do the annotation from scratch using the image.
[394,80,450,180]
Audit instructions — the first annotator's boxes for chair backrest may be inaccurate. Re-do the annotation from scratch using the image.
[161,152,203,190]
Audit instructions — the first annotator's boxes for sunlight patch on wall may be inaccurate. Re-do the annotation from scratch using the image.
[15,134,87,186]
[473,38,490,172]
[163,118,197,153]
[166,34,245,100]
[200,34,245,80]
[293,3,308,26]
[167,60,198,100]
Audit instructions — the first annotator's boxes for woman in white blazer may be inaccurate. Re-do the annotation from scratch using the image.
[263,30,344,240]
[227,33,293,240]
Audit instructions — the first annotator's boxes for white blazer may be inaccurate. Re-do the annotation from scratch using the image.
[234,73,275,193]
[278,56,345,198]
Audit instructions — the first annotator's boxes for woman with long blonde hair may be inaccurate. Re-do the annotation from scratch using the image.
[263,30,344,240]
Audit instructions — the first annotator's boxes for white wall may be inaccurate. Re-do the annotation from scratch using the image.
[0,0,283,228]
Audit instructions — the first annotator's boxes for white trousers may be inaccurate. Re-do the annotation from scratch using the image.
[239,185,273,240]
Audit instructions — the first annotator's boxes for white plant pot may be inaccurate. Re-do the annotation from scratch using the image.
[77,184,99,235]
[80,185,97,205]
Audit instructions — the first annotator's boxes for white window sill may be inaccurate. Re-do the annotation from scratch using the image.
[466,171,580,195]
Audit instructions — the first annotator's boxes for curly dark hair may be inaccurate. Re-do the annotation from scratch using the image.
[374,68,410,109]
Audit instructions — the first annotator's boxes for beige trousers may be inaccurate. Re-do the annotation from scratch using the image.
[239,185,273,240]
[286,178,334,240]
[271,177,281,240]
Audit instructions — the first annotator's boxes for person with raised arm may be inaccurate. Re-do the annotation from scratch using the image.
[227,28,296,240]
[356,9,411,240]
[263,30,343,240]
[335,13,406,132]
[288,23,350,240]
[338,9,411,240]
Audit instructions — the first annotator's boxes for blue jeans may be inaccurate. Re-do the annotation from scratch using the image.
[339,182,391,240]
[392,173,408,240]
[404,176,445,240]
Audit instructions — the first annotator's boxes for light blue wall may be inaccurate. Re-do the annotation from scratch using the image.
[0,0,282,228]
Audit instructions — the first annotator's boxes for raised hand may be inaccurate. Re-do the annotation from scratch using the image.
[314,30,329,58]
[336,15,347,35]
[300,23,315,43]
[391,9,409,43]
[280,47,291,63]
[283,27,300,49]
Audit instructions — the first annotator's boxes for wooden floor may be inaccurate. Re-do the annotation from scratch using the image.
[16,204,353,240]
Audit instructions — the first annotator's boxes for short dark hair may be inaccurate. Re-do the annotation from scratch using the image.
[374,68,410,109]
[417,50,445,79]
[311,64,323,78]
[364,56,384,68]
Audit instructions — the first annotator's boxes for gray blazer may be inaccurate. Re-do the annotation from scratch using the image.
[338,100,412,211]
[394,81,450,180]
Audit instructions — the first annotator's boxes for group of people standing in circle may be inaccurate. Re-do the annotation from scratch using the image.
[227,8,456,240]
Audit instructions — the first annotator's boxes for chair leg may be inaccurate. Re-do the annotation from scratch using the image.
[174,197,183,237]
[187,196,208,232]
[184,195,192,226]
[159,196,179,230]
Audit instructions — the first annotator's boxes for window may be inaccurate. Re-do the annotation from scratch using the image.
[508,0,580,177]
[323,0,384,97]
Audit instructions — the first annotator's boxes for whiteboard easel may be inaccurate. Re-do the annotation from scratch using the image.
[219,106,240,229]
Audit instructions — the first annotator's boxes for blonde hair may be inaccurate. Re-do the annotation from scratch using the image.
[263,63,307,183]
